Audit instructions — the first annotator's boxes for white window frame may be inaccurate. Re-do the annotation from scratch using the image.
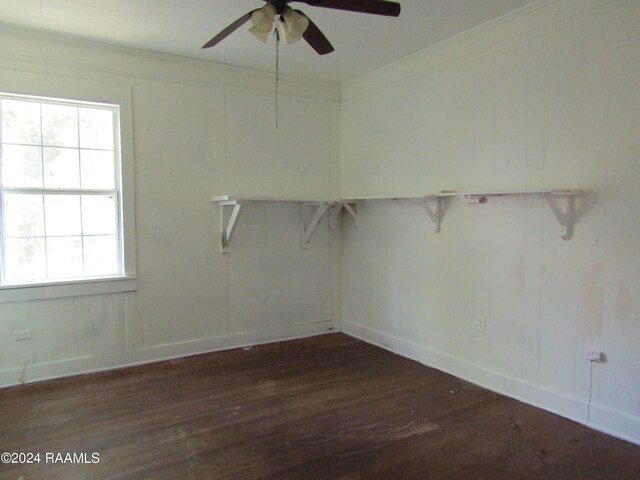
[0,71,136,302]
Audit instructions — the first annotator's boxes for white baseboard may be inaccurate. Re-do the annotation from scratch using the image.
[0,321,336,389]
[589,402,640,446]
[342,320,640,446]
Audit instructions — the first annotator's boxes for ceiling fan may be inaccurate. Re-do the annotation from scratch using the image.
[202,0,402,55]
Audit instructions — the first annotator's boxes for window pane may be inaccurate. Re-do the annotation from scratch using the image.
[44,195,81,236]
[1,144,43,187]
[82,195,117,235]
[84,235,119,276]
[79,108,114,150]
[46,236,83,278]
[81,149,115,189]
[0,99,41,145]
[0,94,126,287]
[3,194,44,237]
[4,237,46,282]
[43,147,80,188]
[42,103,78,147]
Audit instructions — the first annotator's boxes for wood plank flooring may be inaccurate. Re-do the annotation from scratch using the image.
[1,333,639,479]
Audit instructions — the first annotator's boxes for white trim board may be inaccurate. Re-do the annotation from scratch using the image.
[342,320,640,447]
[341,0,610,100]
[212,195,332,203]
[0,321,336,390]
[0,29,340,103]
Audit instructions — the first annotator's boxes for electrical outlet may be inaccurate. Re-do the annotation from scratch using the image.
[13,329,32,341]
[587,351,604,362]
[474,317,486,333]
[381,337,391,348]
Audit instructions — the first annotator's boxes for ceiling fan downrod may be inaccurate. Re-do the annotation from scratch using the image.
[274,23,280,128]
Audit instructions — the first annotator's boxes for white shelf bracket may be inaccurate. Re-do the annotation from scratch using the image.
[301,203,329,249]
[328,201,359,230]
[543,193,576,240]
[219,201,243,253]
[328,203,341,230]
[423,197,442,233]
[342,201,359,227]
[343,201,359,225]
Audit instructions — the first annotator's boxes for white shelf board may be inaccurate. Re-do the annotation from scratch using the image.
[341,194,435,202]
[213,190,581,204]
[342,190,581,202]
[211,195,331,204]
[436,189,581,198]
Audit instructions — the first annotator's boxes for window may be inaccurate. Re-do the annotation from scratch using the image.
[0,92,132,291]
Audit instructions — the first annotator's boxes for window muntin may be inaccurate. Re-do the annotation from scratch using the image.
[0,93,123,285]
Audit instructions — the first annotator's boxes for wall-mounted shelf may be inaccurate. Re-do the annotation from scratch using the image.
[340,189,581,240]
[443,189,581,240]
[212,195,329,203]
[340,195,442,232]
[212,189,581,252]
[211,195,334,253]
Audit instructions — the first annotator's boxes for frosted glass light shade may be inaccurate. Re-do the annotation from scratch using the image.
[250,4,276,33]
[279,20,302,45]
[249,26,270,43]
[282,7,309,36]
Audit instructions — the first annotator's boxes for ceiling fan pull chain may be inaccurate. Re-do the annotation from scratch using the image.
[274,24,280,129]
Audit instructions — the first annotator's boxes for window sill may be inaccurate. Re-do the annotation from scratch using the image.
[0,276,137,303]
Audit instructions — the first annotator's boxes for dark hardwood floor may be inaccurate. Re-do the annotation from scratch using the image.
[1,333,639,479]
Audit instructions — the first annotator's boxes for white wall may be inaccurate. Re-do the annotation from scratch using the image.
[341,0,640,444]
[0,30,341,386]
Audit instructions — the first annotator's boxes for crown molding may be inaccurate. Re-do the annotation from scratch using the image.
[0,27,340,103]
[341,0,610,100]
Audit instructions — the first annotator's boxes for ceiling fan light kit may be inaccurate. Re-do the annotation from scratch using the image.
[281,7,310,44]
[283,8,309,35]
[248,26,269,43]
[250,4,277,34]
[279,22,298,45]
[201,0,401,127]
[202,0,401,55]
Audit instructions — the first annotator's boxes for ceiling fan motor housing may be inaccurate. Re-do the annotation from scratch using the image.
[264,0,293,14]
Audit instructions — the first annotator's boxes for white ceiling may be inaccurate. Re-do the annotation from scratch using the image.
[0,0,539,84]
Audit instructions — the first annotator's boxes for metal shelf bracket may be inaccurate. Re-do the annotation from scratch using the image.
[301,202,330,249]
[329,201,359,230]
[219,200,243,253]
[422,197,442,233]
[543,192,576,240]
[213,196,335,253]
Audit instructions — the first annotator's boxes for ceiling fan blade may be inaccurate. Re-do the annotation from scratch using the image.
[296,0,401,17]
[202,10,256,49]
[295,10,334,55]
